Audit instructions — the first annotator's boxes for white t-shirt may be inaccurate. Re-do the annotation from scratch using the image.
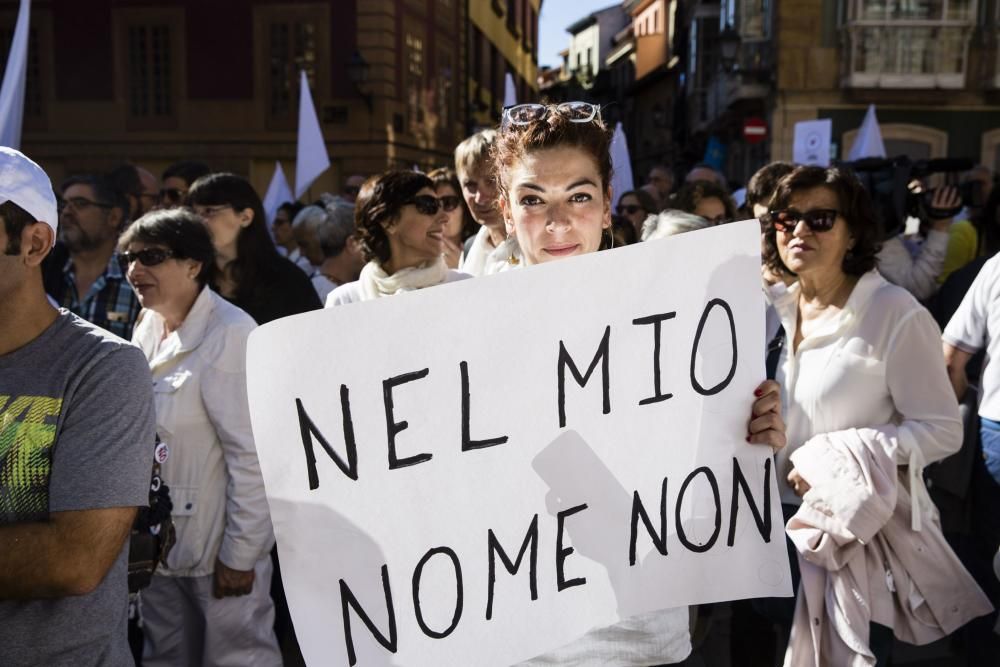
[943,253,1000,421]
[769,270,962,506]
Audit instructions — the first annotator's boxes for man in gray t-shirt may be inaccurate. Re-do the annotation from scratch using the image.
[0,147,154,666]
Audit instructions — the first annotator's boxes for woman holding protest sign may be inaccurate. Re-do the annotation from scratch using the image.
[118,209,281,666]
[326,170,470,304]
[761,165,989,664]
[492,100,786,665]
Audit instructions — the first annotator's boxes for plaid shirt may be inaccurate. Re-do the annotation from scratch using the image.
[58,252,142,340]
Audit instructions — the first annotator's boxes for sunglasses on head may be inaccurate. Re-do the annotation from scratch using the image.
[617,204,643,215]
[406,195,459,216]
[119,247,174,270]
[765,208,839,233]
[501,101,601,130]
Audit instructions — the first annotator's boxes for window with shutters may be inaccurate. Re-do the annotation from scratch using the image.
[843,0,976,88]
[118,9,182,130]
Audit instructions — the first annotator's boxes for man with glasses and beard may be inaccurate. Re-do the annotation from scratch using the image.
[42,174,141,339]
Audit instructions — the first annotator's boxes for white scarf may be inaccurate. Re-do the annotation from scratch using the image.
[357,258,449,301]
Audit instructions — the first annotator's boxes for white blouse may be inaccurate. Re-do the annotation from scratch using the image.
[768,270,962,509]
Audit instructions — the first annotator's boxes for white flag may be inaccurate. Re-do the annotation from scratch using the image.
[847,104,886,161]
[295,70,330,198]
[504,72,517,107]
[262,161,294,227]
[0,0,30,149]
[609,122,634,209]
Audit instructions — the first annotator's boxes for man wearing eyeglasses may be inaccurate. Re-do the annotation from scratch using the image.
[0,147,155,667]
[42,174,141,340]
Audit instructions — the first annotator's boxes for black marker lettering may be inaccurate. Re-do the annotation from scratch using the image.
[486,514,539,620]
[461,361,509,452]
[340,564,397,666]
[675,467,722,553]
[728,457,772,546]
[556,503,589,591]
[557,326,611,428]
[296,387,358,490]
[690,299,738,396]
[632,313,676,406]
[383,369,433,470]
[629,477,669,566]
[412,547,464,639]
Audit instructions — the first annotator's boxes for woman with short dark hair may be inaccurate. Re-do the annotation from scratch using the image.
[672,179,737,226]
[327,170,469,304]
[761,165,978,664]
[428,167,478,268]
[615,188,658,239]
[186,172,321,324]
[119,208,281,666]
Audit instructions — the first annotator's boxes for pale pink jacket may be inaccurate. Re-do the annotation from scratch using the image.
[783,426,992,667]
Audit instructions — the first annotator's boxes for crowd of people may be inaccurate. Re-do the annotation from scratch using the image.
[2,97,1000,667]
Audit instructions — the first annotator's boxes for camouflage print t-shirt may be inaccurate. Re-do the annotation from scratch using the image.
[0,310,154,667]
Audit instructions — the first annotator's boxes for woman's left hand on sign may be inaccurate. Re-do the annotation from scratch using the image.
[747,379,786,451]
[212,558,255,598]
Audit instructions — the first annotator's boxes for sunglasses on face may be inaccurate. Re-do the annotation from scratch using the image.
[765,208,839,233]
[343,185,361,196]
[501,101,601,130]
[617,204,643,215]
[119,247,174,270]
[406,195,453,216]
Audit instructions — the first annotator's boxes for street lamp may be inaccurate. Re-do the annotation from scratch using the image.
[347,50,373,110]
[719,26,741,72]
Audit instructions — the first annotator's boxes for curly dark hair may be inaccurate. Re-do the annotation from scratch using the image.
[355,170,435,265]
[671,180,737,223]
[762,165,882,278]
[118,208,217,288]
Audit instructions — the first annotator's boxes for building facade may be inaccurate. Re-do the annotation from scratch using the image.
[674,0,1000,185]
[0,0,540,198]
[466,0,542,130]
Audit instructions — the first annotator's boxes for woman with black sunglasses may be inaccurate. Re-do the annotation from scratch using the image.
[428,167,479,269]
[117,209,282,666]
[616,188,658,239]
[760,165,983,665]
[326,170,470,304]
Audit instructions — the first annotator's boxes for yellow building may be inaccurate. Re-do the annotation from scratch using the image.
[466,0,542,129]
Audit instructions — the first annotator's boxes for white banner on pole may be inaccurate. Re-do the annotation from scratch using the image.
[610,122,634,209]
[503,72,517,108]
[247,220,792,666]
[295,70,330,198]
[0,0,31,149]
[847,104,887,161]
[262,161,293,227]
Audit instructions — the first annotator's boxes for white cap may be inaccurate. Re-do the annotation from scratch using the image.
[0,147,58,244]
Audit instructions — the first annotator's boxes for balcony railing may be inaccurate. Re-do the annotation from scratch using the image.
[843,22,973,88]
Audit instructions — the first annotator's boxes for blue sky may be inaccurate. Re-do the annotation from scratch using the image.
[538,1,622,68]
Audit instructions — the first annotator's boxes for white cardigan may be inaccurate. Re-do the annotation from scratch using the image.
[768,270,962,514]
[133,287,274,577]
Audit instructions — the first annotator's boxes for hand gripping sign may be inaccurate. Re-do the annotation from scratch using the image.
[247,220,792,666]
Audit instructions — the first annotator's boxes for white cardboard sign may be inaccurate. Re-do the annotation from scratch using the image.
[247,220,792,666]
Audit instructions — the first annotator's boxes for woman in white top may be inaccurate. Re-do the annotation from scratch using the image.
[493,101,786,665]
[762,165,963,664]
[326,170,469,305]
[119,209,280,666]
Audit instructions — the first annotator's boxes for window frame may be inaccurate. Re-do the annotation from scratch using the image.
[114,6,184,131]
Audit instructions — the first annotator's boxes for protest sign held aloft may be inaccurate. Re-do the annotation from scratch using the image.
[247,220,792,666]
